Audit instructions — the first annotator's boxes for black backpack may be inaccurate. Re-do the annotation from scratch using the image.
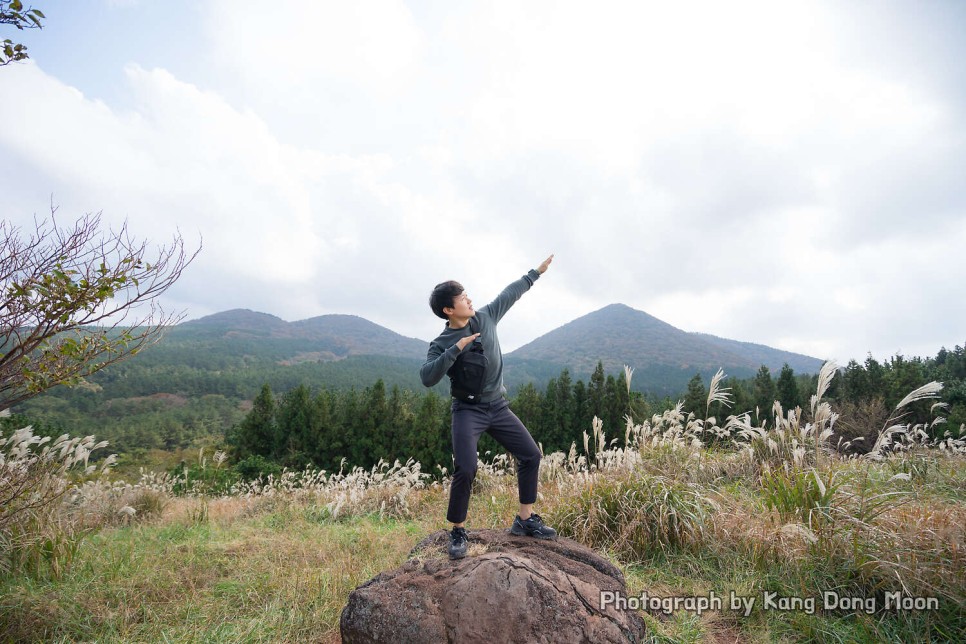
[447,317,487,403]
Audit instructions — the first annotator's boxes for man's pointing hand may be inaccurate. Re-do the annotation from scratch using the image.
[538,254,554,274]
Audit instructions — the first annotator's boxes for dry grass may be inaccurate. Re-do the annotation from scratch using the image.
[2,366,964,641]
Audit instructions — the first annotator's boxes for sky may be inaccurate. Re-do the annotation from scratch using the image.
[2,0,964,367]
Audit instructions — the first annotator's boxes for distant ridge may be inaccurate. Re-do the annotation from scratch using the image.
[180,309,288,335]
[505,303,824,395]
[690,332,824,375]
[507,303,755,372]
[174,309,426,360]
[169,304,824,396]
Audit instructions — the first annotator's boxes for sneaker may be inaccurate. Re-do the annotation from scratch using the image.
[448,526,468,559]
[509,513,557,540]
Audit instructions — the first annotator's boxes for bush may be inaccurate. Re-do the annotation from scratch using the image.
[233,454,283,482]
[555,473,714,561]
[168,449,238,495]
[0,423,112,577]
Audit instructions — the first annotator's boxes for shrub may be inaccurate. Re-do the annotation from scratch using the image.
[0,422,112,577]
[168,449,238,495]
[234,454,283,481]
[760,466,842,529]
[555,472,715,561]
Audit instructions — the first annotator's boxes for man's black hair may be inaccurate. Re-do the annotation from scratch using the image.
[430,280,464,320]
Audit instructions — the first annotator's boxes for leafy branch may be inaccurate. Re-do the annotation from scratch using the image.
[0,207,201,410]
[1,0,45,66]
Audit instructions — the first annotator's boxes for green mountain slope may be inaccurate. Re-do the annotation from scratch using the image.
[505,303,823,395]
[172,309,427,361]
[689,332,824,375]
[15,305,827,448]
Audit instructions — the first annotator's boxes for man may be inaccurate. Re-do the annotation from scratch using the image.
[420,255,557,559]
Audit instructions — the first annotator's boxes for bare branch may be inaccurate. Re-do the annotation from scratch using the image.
[0,208,201,410]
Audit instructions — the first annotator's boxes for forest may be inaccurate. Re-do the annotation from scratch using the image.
[7,338,964,485]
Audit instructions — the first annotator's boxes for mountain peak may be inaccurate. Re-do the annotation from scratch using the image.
[182,309,286,329]
[506,302,822,395]
[174,309,426,359]
[576,303,685,333]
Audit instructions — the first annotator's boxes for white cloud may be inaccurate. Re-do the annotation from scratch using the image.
[1,63,444,325]
[206,0,424,96]
[2,0,964,367]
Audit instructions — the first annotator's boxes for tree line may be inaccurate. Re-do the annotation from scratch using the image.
[679,349,966,438]
[227,363,651,477]
[228,347,965,478]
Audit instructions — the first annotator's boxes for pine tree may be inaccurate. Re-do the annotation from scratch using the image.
[512,382,543,434]
[842,359,867,402]
[682,373,706,418]
[728,379,751,416]
[776,364,801,412]
[554,369,575,451]
[753,365,776,423]
[311,389,337,470]
[572,379,588,439]
[409,391,449,475]
[363,379,391,463]
[604,374,625,433]
[588,361,606,422]
[232,384,276,459]
[274,385,317,467]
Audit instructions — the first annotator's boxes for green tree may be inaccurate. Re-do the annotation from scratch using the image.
[512,382,543,434]
[231,384,276,459]
[682,373,706,418]
[311,389,342,470]
[386,384,412,462]
[1,211,197,410]
[538,376,559,450]
[588,361,605,421]
[628,392,650,427]
[864,355,886,399]
[274,385,318,467]
[776,363,801,412]
[753,365,776,422]
[727,378,751,416]
[339,388,367,467]
[552,369,575,451]
[604,374,627,433]
[842,359,867,403]
[408,390,449,475]
[360,379,390,462]
[1,1,45,66]
[572,378,588,438]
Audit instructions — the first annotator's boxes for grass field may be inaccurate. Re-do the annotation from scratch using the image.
[3,370,965,642]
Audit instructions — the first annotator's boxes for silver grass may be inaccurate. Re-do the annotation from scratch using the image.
[706,368,733,414]
[894,381,943,411]
[780,522,818,544]
[811,360,838,416]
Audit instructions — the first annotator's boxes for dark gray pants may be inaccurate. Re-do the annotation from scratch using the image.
[447,397,542,524]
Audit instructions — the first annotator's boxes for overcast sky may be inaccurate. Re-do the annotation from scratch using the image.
[3,0,964,367]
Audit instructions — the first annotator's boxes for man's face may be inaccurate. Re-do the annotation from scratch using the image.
[446,291,474,318]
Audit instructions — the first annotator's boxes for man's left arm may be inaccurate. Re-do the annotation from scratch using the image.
[481,254,553,324]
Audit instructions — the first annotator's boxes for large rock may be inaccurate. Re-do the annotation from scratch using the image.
[340,529,646,643]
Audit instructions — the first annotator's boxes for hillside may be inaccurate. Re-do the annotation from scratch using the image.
[690,332,824,375]
[172,309,427,361]
[505,304,823,395]
[14,304,829,448]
